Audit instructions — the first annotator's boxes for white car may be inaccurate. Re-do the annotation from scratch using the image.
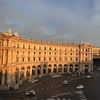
[85,75,91,78]
[76,85,84,89]
[63,80,68,85]
[26,90,35,96]
[28,78,39,83]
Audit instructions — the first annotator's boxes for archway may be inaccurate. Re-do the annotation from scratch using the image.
[64,64,67,72]
[4,70,7,84]
[69,64,73,73]
[37,65,41,75]
[32,66,36,76]
[15,68,19,84]
[43,64,46,74]
[21,67,24,80]
[74,64,79,76]
[75,64,79,72]
[0,71,2,85]
[84,65,89,73]
[53,64,57,73]
[48,64,51,74]
[58,64,62,73]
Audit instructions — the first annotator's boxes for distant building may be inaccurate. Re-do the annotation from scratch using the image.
[0,29,94,90]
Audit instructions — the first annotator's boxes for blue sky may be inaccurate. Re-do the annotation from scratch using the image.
[0,0,100,46]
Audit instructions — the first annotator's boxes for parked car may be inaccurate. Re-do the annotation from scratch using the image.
[63,80,68,85]
[26,90,35,96]
[76,85,84,89]
[85,75,91,79]
[28,78,39,83]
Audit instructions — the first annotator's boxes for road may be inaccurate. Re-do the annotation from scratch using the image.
[0,68,100,100]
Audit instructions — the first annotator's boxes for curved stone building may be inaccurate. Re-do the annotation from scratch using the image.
[0,29,93,90]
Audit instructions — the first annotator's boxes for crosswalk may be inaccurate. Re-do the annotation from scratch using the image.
[45,91,87,100]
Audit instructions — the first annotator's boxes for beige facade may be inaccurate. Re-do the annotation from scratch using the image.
[0,29,94,90]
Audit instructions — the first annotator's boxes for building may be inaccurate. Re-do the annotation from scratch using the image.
[0,29,94,90]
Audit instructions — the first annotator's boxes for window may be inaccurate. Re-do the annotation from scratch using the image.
[28,45,30,49]
[59,57,61,61]
[22,57,24,62]
[44,47,46,50]
[28,57,30,61]
[76,58,78,61]
[39,46,41,50]
[28,51,30,54]
[17,44,19,48]
[49,47,51,50]
[1,40,4,46]
[54,57,56,61]
[17,57,19,62]
[49,57,51,61]
[34,46,36,50]
[17,51,19,54]
[49,52,51,55]
[39,57,41,61]
[70,48,72,51]
[23,45,25,49]
[76,53,78,55]
[76,48,78,52]
[39,52,41,54]
[65,57,67,61]
[70,53,72,55]
[44,57,46,61]
[70,57,72,61]
[33,57,35,61]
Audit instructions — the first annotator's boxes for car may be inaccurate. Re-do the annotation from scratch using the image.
[63,80,68,85]
[26,90,35,96]
[85,75,91,79]
[28,78,39,83]
[76,85,84,89]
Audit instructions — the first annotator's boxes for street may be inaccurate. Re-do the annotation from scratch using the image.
[0,68,100,100]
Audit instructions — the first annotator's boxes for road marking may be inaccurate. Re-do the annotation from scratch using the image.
[77,90,88,100]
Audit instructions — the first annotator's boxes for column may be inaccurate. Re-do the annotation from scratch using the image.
[1,70,5,85]
[67,65,69,73]
[35,66,37,75]
[7,70,11,84]
[24,68,26,79]
[62,65,64,73]
[7,50,11,64]
[29,67,32,78]
[51,65,53,74]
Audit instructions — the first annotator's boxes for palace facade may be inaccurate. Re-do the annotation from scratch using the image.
[0,29,94,90]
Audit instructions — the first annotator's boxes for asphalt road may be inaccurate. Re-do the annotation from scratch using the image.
[0,68,100,100]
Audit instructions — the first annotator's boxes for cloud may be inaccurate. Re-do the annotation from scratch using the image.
[0,0,100,46]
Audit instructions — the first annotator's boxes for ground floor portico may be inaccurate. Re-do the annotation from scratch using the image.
[0,62,93,90]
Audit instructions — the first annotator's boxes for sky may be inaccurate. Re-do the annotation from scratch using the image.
[0,0,100,47]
